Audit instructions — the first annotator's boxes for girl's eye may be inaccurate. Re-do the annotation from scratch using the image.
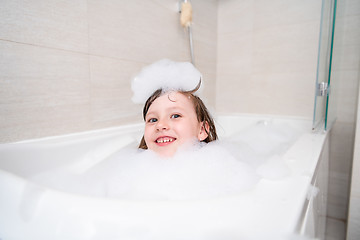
[171,114,181,119]
[148,118,157,123]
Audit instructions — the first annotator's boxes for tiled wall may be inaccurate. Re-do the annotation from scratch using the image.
[216,0,322,118]
[329,0,360,239]
[348,87,360,239]
[0,0,218,143]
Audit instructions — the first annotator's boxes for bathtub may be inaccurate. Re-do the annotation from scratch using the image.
[0,114,328,240]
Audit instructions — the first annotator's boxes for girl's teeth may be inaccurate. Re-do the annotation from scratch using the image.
[157,138,173,143]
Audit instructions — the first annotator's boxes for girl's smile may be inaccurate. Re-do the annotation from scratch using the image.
[155,136,176,145]
[144,92,208,157]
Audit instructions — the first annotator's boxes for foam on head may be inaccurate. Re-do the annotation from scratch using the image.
[131,59,202,104]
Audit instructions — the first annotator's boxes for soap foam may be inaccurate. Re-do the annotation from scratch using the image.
[32,142,259,200]
[131,59,202,104]
[30,122,301,201]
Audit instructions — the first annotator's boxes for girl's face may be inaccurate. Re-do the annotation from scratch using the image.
[144,92,208,157]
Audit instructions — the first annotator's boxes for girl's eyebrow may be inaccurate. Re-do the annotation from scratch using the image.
[145,111,156,117]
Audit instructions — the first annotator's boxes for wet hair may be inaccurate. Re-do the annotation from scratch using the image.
[138,82,218,149]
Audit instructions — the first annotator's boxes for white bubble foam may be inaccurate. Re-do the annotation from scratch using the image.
[30,121,301,201]
[131,59,202,104]
[31,142,260,200]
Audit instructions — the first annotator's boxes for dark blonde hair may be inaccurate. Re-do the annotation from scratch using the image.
[138,87,217,149]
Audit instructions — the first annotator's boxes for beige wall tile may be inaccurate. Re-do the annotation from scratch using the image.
[329,122,356,175]
[217,0,321,118]
[330,71,360,124]
[337,0,360,17]
[253,0,321,28]
[350,121,360,197]
[217,33,253,72]
[191,0,218,28]
[252,22,319,74]
[218,0,253,35]
[88,0,189,62]
[216,73,252,113]
[326,218,346,240]
[0,0,88,53]
[327,170,352,220]
[89,56,144,128]
[0,41,91,143]
[347,196,360,240]
[348,25,360,236]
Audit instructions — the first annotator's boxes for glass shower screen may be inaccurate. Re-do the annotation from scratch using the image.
[313,0,337,131]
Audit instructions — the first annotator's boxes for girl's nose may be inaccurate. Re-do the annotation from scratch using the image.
[156,119,169,131]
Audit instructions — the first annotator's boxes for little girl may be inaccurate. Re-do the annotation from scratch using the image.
[31,61,258,201]
[131,59,218,157]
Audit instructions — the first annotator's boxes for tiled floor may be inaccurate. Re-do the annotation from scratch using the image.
[325,218,346,240]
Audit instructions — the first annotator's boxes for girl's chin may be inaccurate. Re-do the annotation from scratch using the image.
[155,151,176,158]
[148,139,200,158]
[149,147,177,158]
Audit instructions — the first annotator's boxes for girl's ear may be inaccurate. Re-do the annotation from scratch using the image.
[198,121,209,141]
